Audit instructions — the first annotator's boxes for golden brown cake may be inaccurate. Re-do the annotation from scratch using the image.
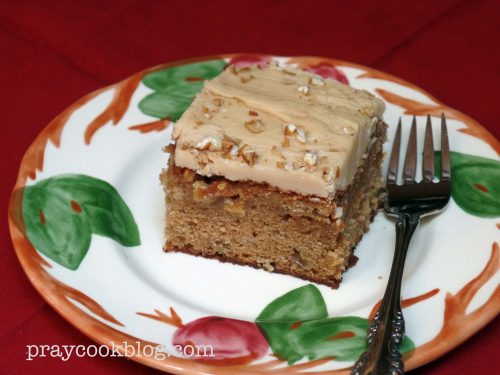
[161,62,386,288]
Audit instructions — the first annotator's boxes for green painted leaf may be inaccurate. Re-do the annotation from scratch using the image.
[139,92,193,120]
[22,174,140,270]
[256,285,414,364]
[257,284,328,323]
[435,151,500,218]
[139,59,227,121]
[142,60,227,91]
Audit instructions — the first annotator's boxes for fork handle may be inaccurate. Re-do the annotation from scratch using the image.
[351,212,420,375]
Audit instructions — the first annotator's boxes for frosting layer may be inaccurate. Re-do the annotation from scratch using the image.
[172,63,385,198]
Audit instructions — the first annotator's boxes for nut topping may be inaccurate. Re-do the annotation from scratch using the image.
[283,123,307,143]
[229,145,240,158]
[244,119,264,133]
[271,145,285,159]
[284,162,294,171]
[309,76,325,86]
[195,136,222,151]
[277,161,293,171]
[303,151,318,168]
[163,143,175,154]
[293,161,306,171]
[239,144,258,166]
[297,85,310,95]
[283,123,297,136]
[240,75,254,83]
[295,128,307,143]
[322,167,334,182]
[222,134,240,154]
[213,98,224,107]
[202,106,212,119]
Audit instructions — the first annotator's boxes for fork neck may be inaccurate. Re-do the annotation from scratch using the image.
[389,212,420,299]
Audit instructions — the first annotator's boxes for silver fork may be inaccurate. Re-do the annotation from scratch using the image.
[351,114,452,375]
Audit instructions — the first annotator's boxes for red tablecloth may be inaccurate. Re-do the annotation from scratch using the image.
[1,1,498,374]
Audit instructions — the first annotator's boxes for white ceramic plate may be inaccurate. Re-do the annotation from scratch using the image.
[9,54,500,374]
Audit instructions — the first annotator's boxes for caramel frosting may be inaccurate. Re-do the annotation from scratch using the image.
[172,63,385,198]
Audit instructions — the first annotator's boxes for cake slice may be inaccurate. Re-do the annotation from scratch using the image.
[161,62,386,288]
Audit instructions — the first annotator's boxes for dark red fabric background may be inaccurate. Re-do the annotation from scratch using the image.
[1,1,499,374]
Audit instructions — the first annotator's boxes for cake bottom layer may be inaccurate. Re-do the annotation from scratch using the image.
[162,122,386,288]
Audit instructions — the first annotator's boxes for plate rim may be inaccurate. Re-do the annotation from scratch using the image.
[8,53,500,374]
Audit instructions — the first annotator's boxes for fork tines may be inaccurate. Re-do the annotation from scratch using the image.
[387,114,450,184]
